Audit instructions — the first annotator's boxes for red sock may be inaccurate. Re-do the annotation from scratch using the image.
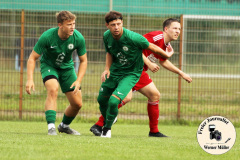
[147,100,159,133]
[95,115,105,127]
[118,100,125,109]
[95,100,125,127]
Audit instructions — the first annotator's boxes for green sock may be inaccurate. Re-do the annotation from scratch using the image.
[105,96,120,128]
[97,95,110,121]
[45,110,56,124]
[62,114,75,125]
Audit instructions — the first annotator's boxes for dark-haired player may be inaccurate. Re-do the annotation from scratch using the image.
[91,18,192,137]
[97,11,174,138]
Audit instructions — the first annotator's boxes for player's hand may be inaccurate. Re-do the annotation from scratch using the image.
[148,62,160,73]
[180,72,192,83]
[70,81,81,95]
[166,45,174,57]
[25,80,35,95]
[101,70,110,82]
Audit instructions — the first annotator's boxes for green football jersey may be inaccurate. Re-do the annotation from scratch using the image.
[103,27,149,77]
[34,27,86,69]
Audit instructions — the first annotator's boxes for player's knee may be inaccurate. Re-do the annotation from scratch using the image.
[156,91,161,99]
[97,95,105,106]
[108,96,120,115]
[149,91,161,102]
[108,98,118,109]
[97,95,108,106]
[73,101,82,110]
[47,87,58,99]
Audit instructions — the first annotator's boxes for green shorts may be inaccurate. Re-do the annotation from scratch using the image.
[40,63,77,93]
[98,73,140,100]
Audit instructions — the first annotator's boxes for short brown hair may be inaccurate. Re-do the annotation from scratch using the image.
[105,11,123,23]
[56,11,76,24]
[163,18,180,31]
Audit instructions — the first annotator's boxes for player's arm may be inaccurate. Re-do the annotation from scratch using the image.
[142,54,160,73]
[159,59,192,83]
[146,43,173,59]
[101,52,112,82]
[26,50,41,94]
[71,53,88,94]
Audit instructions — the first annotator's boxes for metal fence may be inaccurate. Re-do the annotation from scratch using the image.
[0,0,239,123]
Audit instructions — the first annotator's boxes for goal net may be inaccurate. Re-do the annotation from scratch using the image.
[180,15,240,79]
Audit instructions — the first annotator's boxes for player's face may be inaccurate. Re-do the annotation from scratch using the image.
[106,19,123,39]
[59,19,75,38]
[165,22,181,41]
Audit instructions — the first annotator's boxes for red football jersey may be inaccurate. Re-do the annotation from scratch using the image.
[142,31,170,71]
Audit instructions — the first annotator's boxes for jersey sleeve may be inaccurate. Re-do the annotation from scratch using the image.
[103,37,109,53]
[131,32,149,50]
[75,32,87,56]
[33,33,48,55]
[103,30,110,53]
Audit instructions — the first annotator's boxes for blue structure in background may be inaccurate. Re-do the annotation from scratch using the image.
[1,0,240,16]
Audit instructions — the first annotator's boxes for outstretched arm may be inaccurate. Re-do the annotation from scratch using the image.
[26,50,41,94]
[159,59,192,83]
[146,43,174,59]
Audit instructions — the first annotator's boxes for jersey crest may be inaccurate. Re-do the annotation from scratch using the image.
[123,46,128,51]
[68,44,74,50]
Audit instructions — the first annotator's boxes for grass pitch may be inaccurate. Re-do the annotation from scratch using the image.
[0,121,239,160]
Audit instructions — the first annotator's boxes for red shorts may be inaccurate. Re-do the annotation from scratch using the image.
[132,71,152,92]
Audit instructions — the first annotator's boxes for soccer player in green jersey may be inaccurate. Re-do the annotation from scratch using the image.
[25,11,87,135]
[91,18,192,138]
[99,11,174,138]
